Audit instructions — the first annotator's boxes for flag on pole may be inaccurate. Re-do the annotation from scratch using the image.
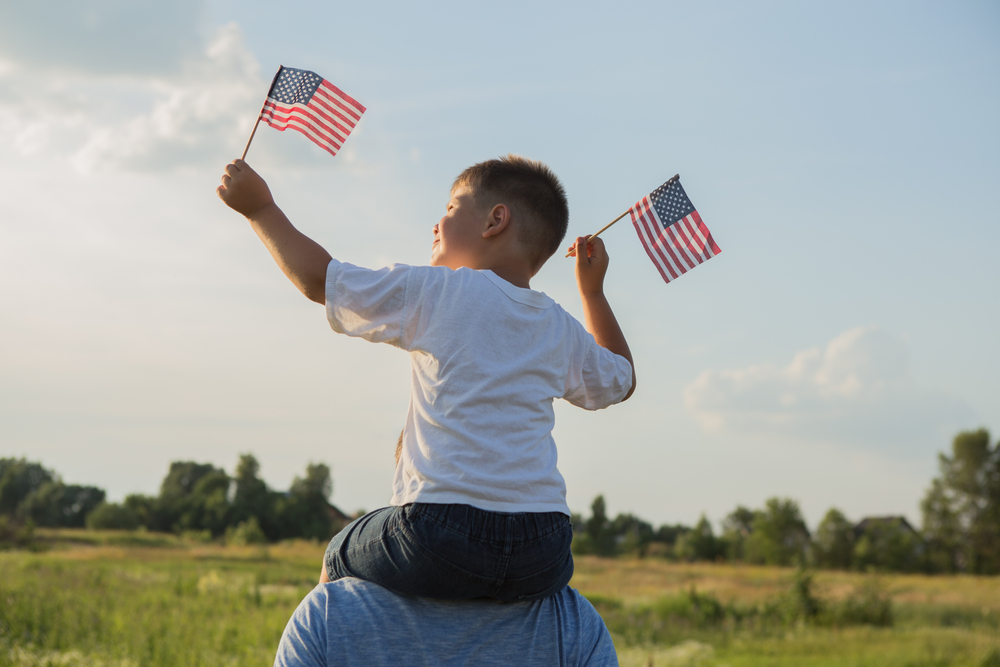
[628,177,720,284]
[260,66,366,157]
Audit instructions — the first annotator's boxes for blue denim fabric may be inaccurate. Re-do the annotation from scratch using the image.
[324,503,574,602]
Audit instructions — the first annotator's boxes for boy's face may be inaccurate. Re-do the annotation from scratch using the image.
[430,185,487,270]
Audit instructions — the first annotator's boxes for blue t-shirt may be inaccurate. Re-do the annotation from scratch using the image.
[274,579,618,667]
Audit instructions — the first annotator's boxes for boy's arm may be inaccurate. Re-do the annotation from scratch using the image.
[572,236,636,401]
[217,159,331,304]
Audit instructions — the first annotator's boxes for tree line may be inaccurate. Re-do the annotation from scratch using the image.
[572,429,1000,575]
[0,454,351,546]
[3,429,998,574]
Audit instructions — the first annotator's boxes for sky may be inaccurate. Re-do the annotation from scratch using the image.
[1,0,998,529]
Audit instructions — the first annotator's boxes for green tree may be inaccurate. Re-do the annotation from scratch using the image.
[86,502,141,530]
[19,482,105,528]
[275,462,337,541]
[159,461,221,503]
[812,508,855,570]
[291,463,333,499]
[744,498,810,566]
[610,513,654,556]
[175,470,232,536]
[585,495,616,556]
[123,493,158,530]
[231,454,276,537]
[720,505,754,561]
[154,462,230,535]
[0,458,55,515]
[920,429,1000,574]
[675,515,721,562]
[653,523,690,548]
[920,477,962,573]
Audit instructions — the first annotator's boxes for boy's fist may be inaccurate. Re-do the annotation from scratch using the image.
[573,236,609,296]
[217,159,275,218]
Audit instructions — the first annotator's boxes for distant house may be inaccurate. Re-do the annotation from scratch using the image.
[853,516,925,571]
[325,500,354,526]
[854,516,919,537]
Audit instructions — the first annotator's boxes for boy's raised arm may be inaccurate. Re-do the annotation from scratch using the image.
[572,236,637,401]
[217,159,331,304]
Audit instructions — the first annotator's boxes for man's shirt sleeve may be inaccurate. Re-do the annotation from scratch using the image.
[274,586,329,667]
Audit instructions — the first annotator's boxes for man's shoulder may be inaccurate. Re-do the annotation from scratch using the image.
[285,580,616,666]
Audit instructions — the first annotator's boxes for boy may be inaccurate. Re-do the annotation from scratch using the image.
[217,155,635,601]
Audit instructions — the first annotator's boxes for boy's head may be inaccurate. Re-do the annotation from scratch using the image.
[449,154,569,270]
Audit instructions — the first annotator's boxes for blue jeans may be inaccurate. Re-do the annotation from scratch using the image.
[323,503,574,602]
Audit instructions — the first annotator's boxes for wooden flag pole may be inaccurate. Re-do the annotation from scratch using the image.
[564,210,629,257]
[566,173,679,257]
[241,66,284,161]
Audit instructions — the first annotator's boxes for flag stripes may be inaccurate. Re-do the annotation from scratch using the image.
[260,68,365,158]
[628,180,720,284]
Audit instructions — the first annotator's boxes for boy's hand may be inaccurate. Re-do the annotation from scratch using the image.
[217,159,275,218]
[573,236,609,296]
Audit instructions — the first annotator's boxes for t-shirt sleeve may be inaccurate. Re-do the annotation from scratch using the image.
[577,599,620,666]
[563,326,633,411]
[325,259,414,349]
[273,586,329,667]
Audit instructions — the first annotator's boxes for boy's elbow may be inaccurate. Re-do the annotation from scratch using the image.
[621,366,636,402]
[302,278,326,304]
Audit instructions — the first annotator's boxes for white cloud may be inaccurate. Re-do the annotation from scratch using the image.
[72,23,264,172]
[0,23,265,172]
[683,327,975,456]
[0,0,203,76]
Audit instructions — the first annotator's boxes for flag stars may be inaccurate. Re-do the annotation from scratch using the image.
[649,181,696,228]
[269,67,322,105]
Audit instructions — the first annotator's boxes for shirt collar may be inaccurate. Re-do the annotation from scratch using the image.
[480,270,554,309]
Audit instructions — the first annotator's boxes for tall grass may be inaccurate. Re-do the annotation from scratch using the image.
[2,537,1000,666]
[0,541,319,667]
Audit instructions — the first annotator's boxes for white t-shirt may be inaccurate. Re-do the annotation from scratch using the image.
[325,260,633,515]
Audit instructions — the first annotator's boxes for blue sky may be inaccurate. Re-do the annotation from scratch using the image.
[1,1,997,528]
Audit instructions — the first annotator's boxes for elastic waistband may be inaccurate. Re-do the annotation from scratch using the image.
[405,503,570,543]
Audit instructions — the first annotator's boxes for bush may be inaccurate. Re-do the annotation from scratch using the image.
[589,570,893,644]
[86,502,141,531]
[828,575,893,627]
[180,529,213,543]
[652,587,727,627]
[225,517,267,546]
[0,515,35,549]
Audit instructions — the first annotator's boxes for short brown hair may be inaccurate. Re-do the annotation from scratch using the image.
[452,154,569,267]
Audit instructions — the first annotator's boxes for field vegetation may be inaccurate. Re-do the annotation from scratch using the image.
[2,530,999,667]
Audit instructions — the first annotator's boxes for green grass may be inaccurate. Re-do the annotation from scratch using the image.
[2,534,999,666]
[0,536,319,667]
[569,557,1000,667]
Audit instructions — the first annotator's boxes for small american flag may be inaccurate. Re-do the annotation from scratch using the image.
[629,176,720,284]
[260,66,365,157]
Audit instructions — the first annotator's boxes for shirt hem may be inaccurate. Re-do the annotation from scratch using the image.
[391,493,571,516]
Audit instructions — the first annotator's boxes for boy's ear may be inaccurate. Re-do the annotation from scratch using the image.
[482,203,511,238]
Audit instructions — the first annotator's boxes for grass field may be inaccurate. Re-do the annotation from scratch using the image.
[2,529,999,666]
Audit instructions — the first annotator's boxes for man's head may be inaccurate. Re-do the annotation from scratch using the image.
[432,155,568,273]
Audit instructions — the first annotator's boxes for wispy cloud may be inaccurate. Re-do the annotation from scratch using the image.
[0,19,266,172]
[683,327,975,456]
[0,0,204,76]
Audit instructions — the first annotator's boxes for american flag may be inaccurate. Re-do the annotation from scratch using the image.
[260,66,365,157]
[628,176,721,284]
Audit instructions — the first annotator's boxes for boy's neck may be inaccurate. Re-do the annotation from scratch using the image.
[481,264,532,289]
